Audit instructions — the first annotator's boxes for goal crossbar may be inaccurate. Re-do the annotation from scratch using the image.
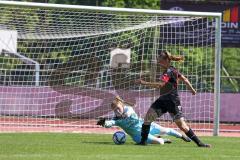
[0,1,221,17]
[18,17,198,40]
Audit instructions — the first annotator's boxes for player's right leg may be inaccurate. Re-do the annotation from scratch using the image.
[139,99,166,145]
[138,108,158,145]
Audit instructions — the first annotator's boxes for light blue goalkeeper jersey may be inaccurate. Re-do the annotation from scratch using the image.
[104,105,144,136]
[104,105,182,144]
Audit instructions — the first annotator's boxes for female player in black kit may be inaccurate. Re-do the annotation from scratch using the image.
[136,51,211,147]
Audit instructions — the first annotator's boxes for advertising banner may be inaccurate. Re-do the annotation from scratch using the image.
[161,0,240,47]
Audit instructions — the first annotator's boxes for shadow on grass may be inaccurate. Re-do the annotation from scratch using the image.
[81,141,166,147]
[81,141,116,145]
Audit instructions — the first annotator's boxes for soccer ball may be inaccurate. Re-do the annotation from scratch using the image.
[112,131,126,145]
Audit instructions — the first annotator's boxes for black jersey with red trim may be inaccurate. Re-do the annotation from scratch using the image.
[159,66,182,100]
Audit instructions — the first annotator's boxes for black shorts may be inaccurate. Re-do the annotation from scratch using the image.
[150,97,183,120]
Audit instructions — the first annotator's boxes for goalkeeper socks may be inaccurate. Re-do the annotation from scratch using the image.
[185,128,202,145]
[140,124,150,144]
[166,128,182,138]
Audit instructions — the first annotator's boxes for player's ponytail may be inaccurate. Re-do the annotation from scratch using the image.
[159,51,184,62]
[168,54,184,62]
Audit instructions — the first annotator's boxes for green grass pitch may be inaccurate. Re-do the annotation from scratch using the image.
[0,133,239,160]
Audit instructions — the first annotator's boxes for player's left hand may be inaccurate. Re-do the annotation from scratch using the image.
[191,89,197,95]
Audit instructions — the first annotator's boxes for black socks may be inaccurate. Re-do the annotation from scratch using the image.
[140,124,151,144]
[185,128,202,146]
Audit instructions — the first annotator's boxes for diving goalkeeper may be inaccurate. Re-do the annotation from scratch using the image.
[97,96,191,144]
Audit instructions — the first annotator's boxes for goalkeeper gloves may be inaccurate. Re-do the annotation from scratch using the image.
[96,117,106,127]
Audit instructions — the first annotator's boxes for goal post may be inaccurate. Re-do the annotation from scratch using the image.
[213,16,222,136]
[0,1,221,135]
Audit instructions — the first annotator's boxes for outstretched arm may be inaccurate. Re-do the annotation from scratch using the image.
[179,75,196,95]
[135,79,165,89]
[96,118,116,128]
[104,120,117,128]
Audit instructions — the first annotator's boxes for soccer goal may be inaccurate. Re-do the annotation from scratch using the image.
[0,1,221,135]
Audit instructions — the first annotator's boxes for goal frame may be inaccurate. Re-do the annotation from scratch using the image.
[0,0,222,136]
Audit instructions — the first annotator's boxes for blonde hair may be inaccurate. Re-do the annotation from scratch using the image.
[113,96,135,107]
[160,51,184,62]
[115,96,123,102]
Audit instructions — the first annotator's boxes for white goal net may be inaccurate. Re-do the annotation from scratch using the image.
[0,1,221,135]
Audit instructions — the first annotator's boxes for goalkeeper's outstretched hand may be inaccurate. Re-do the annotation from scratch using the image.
[96,117,106,127]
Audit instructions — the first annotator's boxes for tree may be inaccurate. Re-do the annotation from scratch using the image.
[101,0,160,9]
[221,48,240,92]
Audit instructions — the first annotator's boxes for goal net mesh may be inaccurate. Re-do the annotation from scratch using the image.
[0,4,216,134]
